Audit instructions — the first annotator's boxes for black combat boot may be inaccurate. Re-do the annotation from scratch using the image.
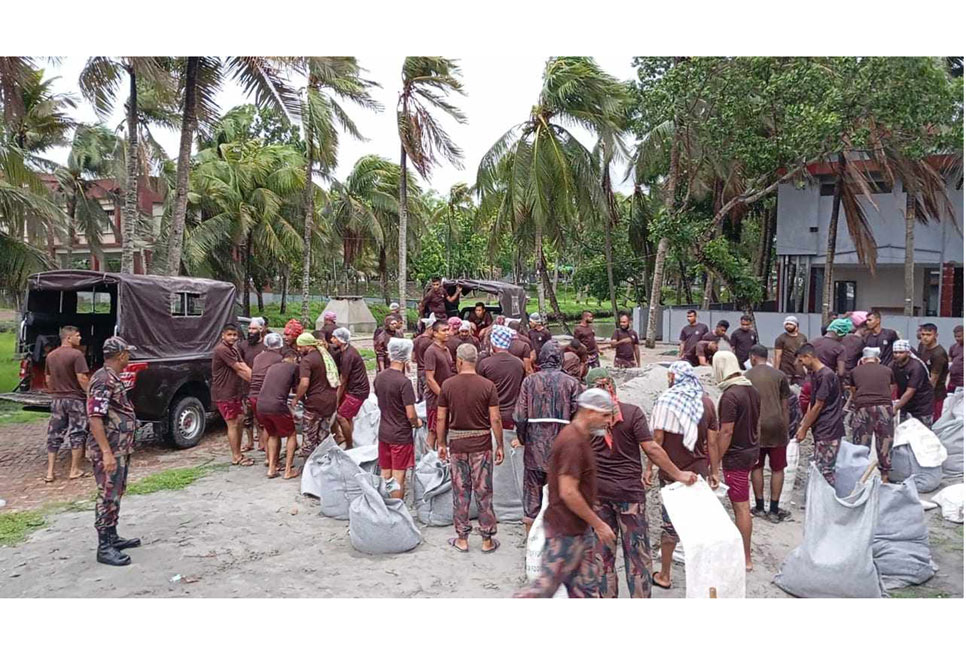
[107,526,141,550]
[96,530,131,566]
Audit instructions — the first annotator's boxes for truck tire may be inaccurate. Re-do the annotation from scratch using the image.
[167,395,207,449]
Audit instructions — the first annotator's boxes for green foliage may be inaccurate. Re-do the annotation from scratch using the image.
[0,330,24,393]
[0,510,46,546]
[126,463,228,496]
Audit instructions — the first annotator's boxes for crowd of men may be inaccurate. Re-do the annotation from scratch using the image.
[39,286,962,590]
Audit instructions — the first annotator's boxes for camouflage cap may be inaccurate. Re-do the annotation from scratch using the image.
[103,336,136,358]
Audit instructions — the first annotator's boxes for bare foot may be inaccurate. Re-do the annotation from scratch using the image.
[283,468,301,479]
[44,474,55,484]
[746,562,754,572]
[241,443,254,452]
[68,470,89,480]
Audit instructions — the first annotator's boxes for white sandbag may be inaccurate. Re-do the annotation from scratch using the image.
[412,450,478,526]
[309,436,368,520]
[413,425,431,462]
[933,388,963,477]
[348,473,422,554]
[345,444,380,474]
[778,440,800,509]
[873,478,937,590]
[523,485,567,597]
[834,440,872,498]
[891,417,947,493]
[774,464,884,598]
[932,484,964,523]
[493,429,525,522]
[661,477,745,598]
[300,438,328,499]
[351,394,381,448]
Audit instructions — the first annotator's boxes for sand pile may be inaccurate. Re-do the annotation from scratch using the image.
[617,364,722,415]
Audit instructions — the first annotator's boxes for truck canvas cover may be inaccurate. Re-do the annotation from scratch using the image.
[441,279,528,319]
[27,270,237,360]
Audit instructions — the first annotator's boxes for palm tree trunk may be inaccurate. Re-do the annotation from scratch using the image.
[645,131,680,347]
[65,193,76,269]
[761,202,777,300]
[280,268,289,315]
[243,232,253,317]
[602,166,619,320]
[821,152,846,322]
[379,247,390,305]
[904,190,916,316]
[539,247,570,335]
[256,284,264,313]
[166,56,199,277]
[121,66,139,274]
[679,257,693,304]
[701,273,714,309]
[534,221,547,316]
[398,145,409,311]
[300,139,314,323]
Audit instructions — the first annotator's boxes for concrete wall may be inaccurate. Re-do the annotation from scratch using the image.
[776,179,964,265]
[822,264,930,313]
[661,307,963,350]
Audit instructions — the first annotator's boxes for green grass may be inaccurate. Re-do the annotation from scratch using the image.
[0,330,21,393]
[253,302,418,329]
[125,462,228,496]
[0,510,47,546]
[0,401,48,426]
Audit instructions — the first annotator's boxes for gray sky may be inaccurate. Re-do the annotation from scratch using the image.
[46,56,638,195]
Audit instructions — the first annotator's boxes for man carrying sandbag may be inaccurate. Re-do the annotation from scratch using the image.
[892,339,935,426]
[515,389,617,598]
[848,347,896,481]
[587,367,697,598]
[437,344,504,553]
[374,338,422,499]
[794,344,846,487]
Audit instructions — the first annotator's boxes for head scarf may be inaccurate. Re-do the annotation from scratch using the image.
[827,318,854,337]
[713,350,753,391]
[578,388,615,413]
[861,346,880,362]
[651,361,704,451]
[850,311,869,329]
[585,367,622,425]
[389,302,400,310]
[538,341,563,370]
[447,316,462,333]
[783,315,799,327]
[388,337,413,363]
[529,312,543,324]
[323,311,337,322]
[264,333,283,349]
[284,319,304,337]
[491,325,513,350]
[295,332,340,388]
[332,327,351,344]
[459,320,472,332]
[893,339,911,353]
[250,317,266,330]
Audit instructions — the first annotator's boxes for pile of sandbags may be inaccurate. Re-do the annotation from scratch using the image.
[412,450,479,526]
[348,473,422,554]
[891,417,947,493]
[345,444,380,475]
[774,464,884,598]
[351,394,381,447]
[932,484,964,523]
[299,436,369,519]
[933,388,963,478]
[873,478,937,589]
[834,440,873,498]
[493,430,525,522]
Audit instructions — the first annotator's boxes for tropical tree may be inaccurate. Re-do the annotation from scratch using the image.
[397,57,466,312]
[79,56,173,273]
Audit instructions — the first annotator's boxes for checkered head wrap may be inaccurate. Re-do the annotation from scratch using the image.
[893,339,911,353]
[491,325,513,350]
[650,360,704,451]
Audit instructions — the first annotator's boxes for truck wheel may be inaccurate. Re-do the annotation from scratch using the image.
[167,396,206,449]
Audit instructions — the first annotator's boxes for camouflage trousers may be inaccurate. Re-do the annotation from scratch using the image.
[47,398,88,453]
[851,404,895,472]
[523,468,548,522]
[416,369,426,403]
[92,452,130,531]
[515,529,600,598]
[451,449,497,540]
[814,437,841,487]
[587,353,600,369]
[593,500,652,598]
[299,410,333,457]
[242,397,260,440]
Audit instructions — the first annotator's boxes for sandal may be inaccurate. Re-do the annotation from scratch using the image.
[68,471,89,480]
[267,471,279,479]
[448,538,469,553]
[241,444,254,452]
[481,538,501,554]
[232,456,256,467]
[44,475,55,484]
[651,572,672,590]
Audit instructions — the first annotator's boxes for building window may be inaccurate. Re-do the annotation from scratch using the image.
[170,292,204,317]
[834,280,856,314]
[819,177,892,196]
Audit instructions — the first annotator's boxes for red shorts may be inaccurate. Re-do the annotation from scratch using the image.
[338,393,365,420]
[501,418,515,432]
[723,469,751,503]
[378,441,415,471]
[933,392,946,421]
[216,399,243,422]
[426,407,438,435]
[248,397,259,420]
[754,446,788,472]
[260,412,296,438]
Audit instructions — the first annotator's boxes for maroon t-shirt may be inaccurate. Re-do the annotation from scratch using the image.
[508,337,533,365]
[339,344,370,400]
[591,402,652,503]
[423,342,454,409]
[611,328,640,363]
[446,334,479,363]
[850,362,894,408]
[298,349,337,415]
[893,359,933,420]
[863,327,899,367]
[477,351,525,420]
[45,346,89,400]
[249,349,283,398]
[808,366,846,441]
[810,336,846,375]
[528,328,553,360]
[917,343,949,400]
[949,342,964,389]
[718,384,761,471]
[437,373,499,454]
[413,334,433,370]
[573,323,599,354]
[211,341,247,402]
[774,332,806,381]
[679,323,709,356]
[659,396,715,481]
[544,424,598,538]
[373,367,416,445]
[256,361,298,416]
[238,338,265,368]
[686,340,716,367]
[841,334,865,373]
[729,328,759,367]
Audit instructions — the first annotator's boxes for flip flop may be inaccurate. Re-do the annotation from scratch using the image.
[44,476,55,484]
[651,572,672,590]
[241,444,254,452]
[68,471,89,480]
[267,471,279,479]
[448,538,469,553]
[481,538,501,554]
[232,456,256,467]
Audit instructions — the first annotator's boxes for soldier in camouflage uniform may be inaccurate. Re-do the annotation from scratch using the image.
[87,337,141,566]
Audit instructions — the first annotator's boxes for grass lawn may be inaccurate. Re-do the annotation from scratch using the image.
[0,330,21,393]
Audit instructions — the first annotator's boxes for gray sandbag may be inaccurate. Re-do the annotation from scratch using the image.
[834,440,872,498]
[412,450,478,526]
[933,390,963,478]
[890,445,942,494]
[414,425,431,462]
[348,473,422,554]
[873,478,937,590]
[774,464,884,598]
[345,444,381,475]
[493,429,525,522]
[312,436,367,520]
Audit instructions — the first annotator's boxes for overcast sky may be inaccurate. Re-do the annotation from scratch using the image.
[45,56,638,195]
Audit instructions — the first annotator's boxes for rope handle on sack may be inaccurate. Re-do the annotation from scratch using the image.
[850,455,880,497]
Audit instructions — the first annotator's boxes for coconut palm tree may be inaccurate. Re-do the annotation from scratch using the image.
[397,57,466,312]
[295,57,380,320]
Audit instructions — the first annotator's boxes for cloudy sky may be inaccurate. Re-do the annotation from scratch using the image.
[45,56,638,195]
